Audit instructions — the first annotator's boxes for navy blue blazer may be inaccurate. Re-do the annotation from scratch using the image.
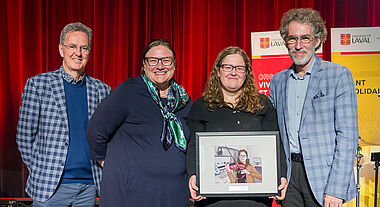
[16,67,111,202]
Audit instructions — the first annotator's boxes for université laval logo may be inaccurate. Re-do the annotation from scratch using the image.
[340,34,351,45]
[260,38,270,49]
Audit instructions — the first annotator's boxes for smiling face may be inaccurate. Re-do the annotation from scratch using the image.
[286,21,320,67]
[59,31,90,75]
[218,54,247,95]
[143,45,175,90]
[238,151,247,164]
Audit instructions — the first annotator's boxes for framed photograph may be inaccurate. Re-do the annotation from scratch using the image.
[196,131,281,197]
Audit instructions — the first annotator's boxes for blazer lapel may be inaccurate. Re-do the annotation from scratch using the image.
[281,68,291,138]
[50,68,69,130]
[300,56,322,127]
[86,76,98,119]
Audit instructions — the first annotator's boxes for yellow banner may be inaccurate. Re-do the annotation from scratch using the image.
[331,27,380,207]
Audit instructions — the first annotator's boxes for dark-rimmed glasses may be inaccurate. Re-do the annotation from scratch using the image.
[220,64,246,73]
[62,44,90,54]
[145,57,174,66]
[285,35,315,45]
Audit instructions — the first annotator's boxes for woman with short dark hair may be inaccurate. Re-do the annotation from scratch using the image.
[87,39,192,206]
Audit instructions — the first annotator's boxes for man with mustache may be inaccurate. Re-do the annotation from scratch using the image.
[16,22,110,206]
[269,8,358,207]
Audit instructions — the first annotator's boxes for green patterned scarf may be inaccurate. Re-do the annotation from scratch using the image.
[141,74,189,152]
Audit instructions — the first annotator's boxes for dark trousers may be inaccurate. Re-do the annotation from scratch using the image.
[282,158,322,207]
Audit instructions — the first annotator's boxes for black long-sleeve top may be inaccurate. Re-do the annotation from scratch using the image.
[185,94,287,207]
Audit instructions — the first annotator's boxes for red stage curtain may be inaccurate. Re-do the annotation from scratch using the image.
[0,0,379,197]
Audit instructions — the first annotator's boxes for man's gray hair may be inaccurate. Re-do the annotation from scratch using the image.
[279,8,327,51]
[60,22,92,48]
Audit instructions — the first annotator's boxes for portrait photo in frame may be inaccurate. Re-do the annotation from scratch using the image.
[196,131,281,197]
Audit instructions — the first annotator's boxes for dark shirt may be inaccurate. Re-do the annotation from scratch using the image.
[185,95,286,207]
[86,76,192,206]
[61,78,94,184]
[236,169,246,183]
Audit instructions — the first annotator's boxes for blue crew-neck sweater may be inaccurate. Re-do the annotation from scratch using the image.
[61,78,94,184]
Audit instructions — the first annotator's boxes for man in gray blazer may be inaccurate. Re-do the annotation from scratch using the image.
[269,8,358,207]
[16,22,110,206]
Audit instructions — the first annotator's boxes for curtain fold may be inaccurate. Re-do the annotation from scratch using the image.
[1,0,379,197]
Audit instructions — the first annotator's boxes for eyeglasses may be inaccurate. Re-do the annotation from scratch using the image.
[145,57,174,66]
[220,64,246,73]
[62,44,90,54]
[285,35,315,45]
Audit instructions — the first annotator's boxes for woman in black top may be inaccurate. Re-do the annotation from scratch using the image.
[185,46,287,207]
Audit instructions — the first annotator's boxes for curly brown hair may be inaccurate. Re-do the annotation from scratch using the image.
[203,46,263,113]
[279,8,327,51]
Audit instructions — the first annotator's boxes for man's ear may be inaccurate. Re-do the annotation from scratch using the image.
[59,44,64,57]
[315,38,322,51]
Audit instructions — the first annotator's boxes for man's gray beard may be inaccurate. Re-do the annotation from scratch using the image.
[289,49,314,66]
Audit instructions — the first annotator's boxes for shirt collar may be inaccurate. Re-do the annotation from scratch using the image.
[60,66,86,84]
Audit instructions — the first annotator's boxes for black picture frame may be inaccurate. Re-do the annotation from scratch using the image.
[196,131,281,197]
